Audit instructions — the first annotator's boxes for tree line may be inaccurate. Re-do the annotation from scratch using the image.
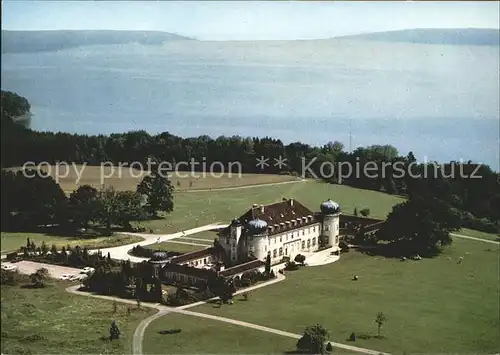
[1,166,174,233]
[1,90,498,234]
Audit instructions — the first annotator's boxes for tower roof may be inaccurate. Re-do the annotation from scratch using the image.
[320,199,340,214]
[226,199,318,236]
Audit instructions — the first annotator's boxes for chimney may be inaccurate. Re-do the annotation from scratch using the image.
[289,198,294,206]
[252,204,258,208]
[260,205,265,213]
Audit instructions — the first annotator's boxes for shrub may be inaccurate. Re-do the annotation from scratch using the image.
[326,342,333,352]
[29,268,49,288]
[360,208,370,217]
[285,261,299,271]
[349,332,356,341]
[296,324,329,354]
[294,254,306,265]
[109,320,121,340]
[6,252,17,261]
[1,269,21,286]
[339,240,350,252]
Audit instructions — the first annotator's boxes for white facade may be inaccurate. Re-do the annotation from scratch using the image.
[222,199,341,265]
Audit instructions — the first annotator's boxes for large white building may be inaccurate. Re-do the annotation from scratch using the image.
[219,198,341,264]
[155,198,342,288]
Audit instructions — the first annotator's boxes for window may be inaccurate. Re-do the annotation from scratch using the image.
[325,225,329,231]
[226,238,230,245]
[273,249,277,258]
[313,226,315,232]
[279,247,283,256]
[265,245,267,252]
[307,239,311,247]
[302,230,305,235]
[337,224,339,231]
[280,236,282,243]
[312,238,316,246]
[301,241,305,250]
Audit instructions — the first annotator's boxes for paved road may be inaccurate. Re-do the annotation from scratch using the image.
[177,309,388,355]
[90,223,228,263]
[451,233,499,245]
[179,178,307,193]
[3,260,82,279]
[66,274,388,355]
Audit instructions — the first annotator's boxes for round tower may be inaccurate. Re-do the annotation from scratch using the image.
[320,199,341,247]
[247,218,268,261]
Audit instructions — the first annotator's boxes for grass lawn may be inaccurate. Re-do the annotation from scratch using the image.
[10,165,299,193]
[143,312,298,354]
[458,228,499,241]
[176,230,218,242]
[137,180,405,234]
[1,281,156,354]
[193,238,499,354]
[1,232,143,254]
[143,241,209,254]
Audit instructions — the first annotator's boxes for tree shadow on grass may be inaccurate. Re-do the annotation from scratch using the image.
[356,333,386,340]
[357,242,441,259]
[206,298,222,308]
[158,329,181,335]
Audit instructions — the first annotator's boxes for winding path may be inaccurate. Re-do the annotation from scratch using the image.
[178,178,308,193]
[67,273,388,355]
[450,233,499,245]
[91,223,228,263]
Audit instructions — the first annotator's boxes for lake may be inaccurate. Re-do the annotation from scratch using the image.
[1,39,498,169]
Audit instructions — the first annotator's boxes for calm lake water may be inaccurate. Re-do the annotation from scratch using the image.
[1,39,499,169]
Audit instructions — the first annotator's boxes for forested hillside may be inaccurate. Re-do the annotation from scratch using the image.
[1,90,499,234]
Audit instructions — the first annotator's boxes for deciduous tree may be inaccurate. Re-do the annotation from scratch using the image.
[137,168,174,217]
[69,185,99,229]
[375,312,388,337]
[296,324,329,354]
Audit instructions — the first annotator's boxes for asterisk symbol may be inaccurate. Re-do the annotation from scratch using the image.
[274,156,287,169]
[256,156,269,170]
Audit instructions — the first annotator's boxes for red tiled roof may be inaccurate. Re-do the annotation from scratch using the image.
[219,259,266,278]
[226,199,318,236]
[163,263,217,279]
[169,247,217,264]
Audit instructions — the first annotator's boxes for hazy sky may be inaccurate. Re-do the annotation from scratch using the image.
[2,1,499,40]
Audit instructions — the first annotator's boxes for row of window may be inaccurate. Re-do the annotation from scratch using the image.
[186,257,211,267]
[270,226,318,245]
[324,224,340,232]
[271,237,317,258]
[166,272,201,284]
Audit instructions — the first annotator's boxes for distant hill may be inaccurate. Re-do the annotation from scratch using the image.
[1,30,194,53]
[337,28,499,46]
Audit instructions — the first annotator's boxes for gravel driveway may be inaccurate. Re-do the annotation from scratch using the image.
[2,260,83,279]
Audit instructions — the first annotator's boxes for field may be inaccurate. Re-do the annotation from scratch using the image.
[0,232,143,254]
[1,281,156,354]
[137,180,405,234]
[11,165,299,193]
[143,312,298,354]
[191,238,499,354]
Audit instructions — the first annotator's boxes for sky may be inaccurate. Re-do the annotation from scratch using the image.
[2,1,499,40]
